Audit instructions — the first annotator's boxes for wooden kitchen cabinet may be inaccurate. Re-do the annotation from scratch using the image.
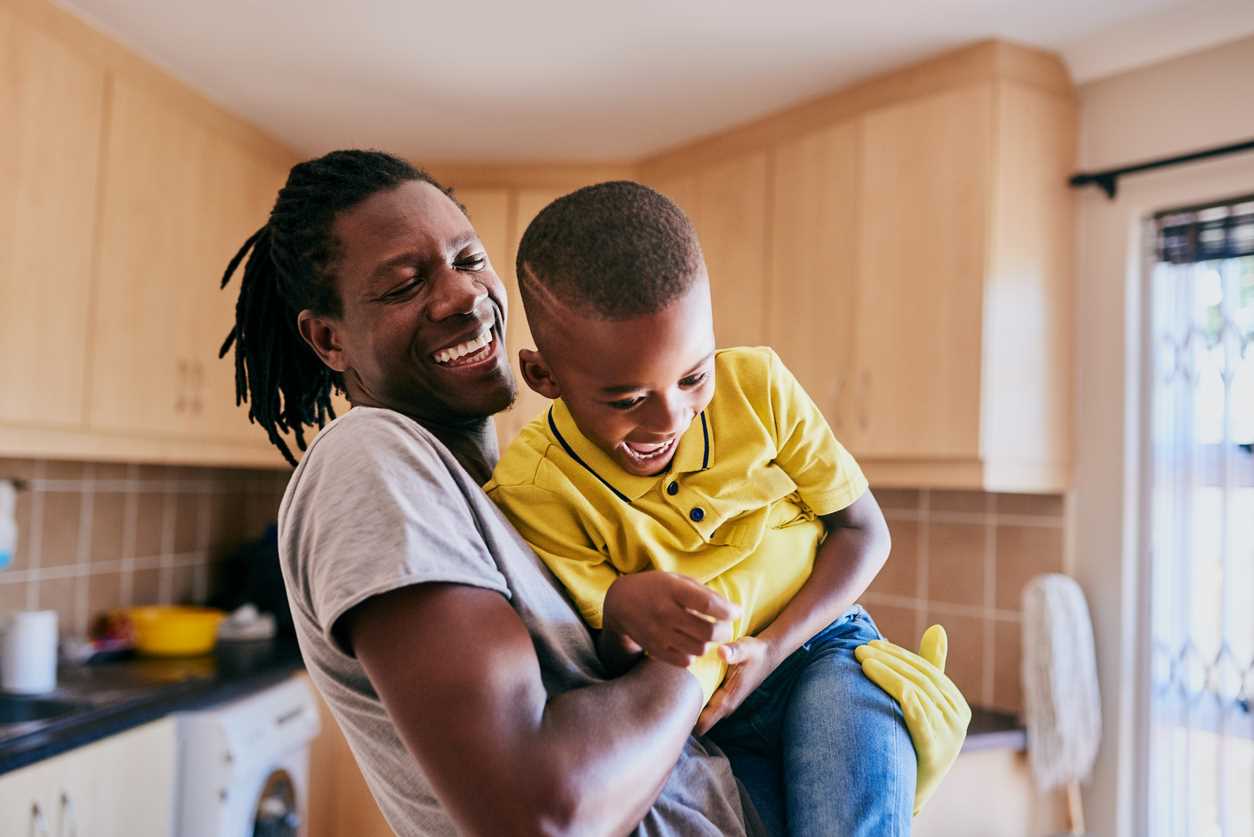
[0,717,175,837]
[0,5,105,428]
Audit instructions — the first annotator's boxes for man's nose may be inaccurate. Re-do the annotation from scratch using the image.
[427,267,487,321]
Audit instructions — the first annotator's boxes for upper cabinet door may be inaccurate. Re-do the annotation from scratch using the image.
[769,122,861,446]
[88,78,212,437]
[855,85,993,460]
[693,153,770,350]
[0,9,105,427]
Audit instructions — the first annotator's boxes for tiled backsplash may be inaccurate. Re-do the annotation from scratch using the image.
[864,488,1068,716]
[0,458,289,637]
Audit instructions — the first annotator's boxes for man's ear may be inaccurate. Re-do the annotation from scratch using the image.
[518,348,561,399]
[297,310,349,373]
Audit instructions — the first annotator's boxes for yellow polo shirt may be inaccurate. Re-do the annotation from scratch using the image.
[485,346,868,703]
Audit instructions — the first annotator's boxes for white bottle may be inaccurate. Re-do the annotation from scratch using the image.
[0,480,15,571]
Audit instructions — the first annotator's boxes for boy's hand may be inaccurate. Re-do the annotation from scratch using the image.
[694,636,778,734]
[603,571,740,669]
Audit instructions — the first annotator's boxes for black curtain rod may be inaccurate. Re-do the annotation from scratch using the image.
[1069,138,1254,199]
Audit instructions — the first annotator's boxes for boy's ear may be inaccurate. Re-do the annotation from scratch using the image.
[518,348,561,399]
[298,309,349,373]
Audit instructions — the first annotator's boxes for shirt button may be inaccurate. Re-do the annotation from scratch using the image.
[667,481,679,496]
[689,507,705,522]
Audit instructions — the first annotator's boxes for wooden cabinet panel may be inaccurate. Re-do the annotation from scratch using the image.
[769,122,861,444]
[88,77,214,437]
[0,7,105,427]
[855,85,993,460]
[693,153,770,350]
[496,187,564,445]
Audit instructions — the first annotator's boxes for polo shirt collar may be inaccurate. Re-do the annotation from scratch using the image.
[548,399,712,503]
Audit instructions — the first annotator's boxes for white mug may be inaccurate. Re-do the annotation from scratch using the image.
[1,610,58,694]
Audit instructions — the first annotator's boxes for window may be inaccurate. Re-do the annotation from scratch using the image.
[1146,196,1254,837]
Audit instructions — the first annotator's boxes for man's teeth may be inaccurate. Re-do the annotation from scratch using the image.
[433,329,493,364]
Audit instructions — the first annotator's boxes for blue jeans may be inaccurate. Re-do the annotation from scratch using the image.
[708,605,916,836]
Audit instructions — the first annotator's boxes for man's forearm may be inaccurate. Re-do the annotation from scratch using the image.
[539,657,701,834]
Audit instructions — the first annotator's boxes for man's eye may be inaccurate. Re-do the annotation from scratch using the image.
[457,253,487,271]
[384,280,421,299]
[607,396,644,410]
[680,372,708,388]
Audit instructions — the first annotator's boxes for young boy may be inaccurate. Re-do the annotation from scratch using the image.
[485,181,915,835]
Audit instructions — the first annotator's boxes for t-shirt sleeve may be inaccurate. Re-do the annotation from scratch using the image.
[488,481,619,630]
[281,414,509,656]
[765,348,869,516]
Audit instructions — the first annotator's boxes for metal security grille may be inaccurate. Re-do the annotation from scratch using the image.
[1146,196,1254,837]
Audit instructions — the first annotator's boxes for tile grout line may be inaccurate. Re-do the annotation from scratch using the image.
[25,461,46,611]
[158,474,177,604]
[74,464,96,636]
[120,464,139,607]
[982,492,997,707]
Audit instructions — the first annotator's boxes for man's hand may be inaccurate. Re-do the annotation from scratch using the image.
[694,636,778,734]
[603,571,740,669]
[855,625,971,815]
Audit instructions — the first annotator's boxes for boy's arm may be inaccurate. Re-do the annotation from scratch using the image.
[696,491,890,732]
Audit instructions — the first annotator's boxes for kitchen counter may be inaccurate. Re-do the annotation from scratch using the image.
[0,638,303,776]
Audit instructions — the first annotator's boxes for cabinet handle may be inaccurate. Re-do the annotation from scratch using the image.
[29,801,49,837]
[175,395,187,414]
[58,792,77,837]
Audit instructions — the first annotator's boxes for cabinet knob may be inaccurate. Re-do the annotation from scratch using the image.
[58,791,77,837]
[29,801,49,837]
[175,396,187,414]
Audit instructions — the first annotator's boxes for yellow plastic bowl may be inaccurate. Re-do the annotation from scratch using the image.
[124,606,226,657]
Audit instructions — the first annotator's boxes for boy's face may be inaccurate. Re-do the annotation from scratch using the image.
[521,276,716,477]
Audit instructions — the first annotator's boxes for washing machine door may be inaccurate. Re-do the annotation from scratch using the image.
[252,768,301,837]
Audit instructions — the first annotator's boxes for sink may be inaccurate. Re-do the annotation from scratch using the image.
[0,694,87,726]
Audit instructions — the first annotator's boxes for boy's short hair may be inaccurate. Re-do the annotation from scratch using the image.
[515,181,704,321]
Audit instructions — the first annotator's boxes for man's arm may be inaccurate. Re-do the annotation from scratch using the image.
[345,582,704,837]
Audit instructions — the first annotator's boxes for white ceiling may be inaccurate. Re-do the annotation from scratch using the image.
[55,0,1254,163]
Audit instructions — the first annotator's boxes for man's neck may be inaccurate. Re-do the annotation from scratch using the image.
[420,415,499,484]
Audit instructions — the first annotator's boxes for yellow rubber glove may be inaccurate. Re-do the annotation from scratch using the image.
[855,625,971,815]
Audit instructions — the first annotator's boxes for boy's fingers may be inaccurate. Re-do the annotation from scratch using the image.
[673,610,734,645]
[672,580,740,622]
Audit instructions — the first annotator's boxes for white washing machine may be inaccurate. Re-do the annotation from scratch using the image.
[176,675,321,837]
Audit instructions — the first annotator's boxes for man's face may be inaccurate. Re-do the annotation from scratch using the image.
[323,180,516,423]
[529,278,716,476]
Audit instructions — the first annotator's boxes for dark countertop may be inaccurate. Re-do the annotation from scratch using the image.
[963,707,1027,753]
[0,638,304,777]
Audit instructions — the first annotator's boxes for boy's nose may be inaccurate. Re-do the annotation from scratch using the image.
[643,396,692,436]
[427,268,488,322]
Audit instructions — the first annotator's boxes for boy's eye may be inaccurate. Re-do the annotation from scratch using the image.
[679,372,708,388]
[607,396,644,410]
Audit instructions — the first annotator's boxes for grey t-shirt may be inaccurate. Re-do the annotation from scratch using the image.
[279,407,757,836]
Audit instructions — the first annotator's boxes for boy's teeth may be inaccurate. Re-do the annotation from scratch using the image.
[434,328,493,365]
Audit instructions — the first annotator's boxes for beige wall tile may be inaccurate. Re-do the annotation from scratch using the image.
[173,494,201,553]
[40,492,83,568]
[991,619,1024,714]
[94,463,129,480]
[87,571,124,624]
[927,523,986,608]
[0,579,29,612]
[925,610,985,703]
[874,488,920,512]
[208,492,247,556]
[133,492,168,558]
[131,567,162,605]
[43,461,85,481]
[929,490,988,514]
[996,525,1065,611]
[995,493,1064,518]
[90,492,127,564]
[10,490,34,572]
[871,520,921,598]
[172,564,197,604]
[866,603,919,646]
[35,576,82,636]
